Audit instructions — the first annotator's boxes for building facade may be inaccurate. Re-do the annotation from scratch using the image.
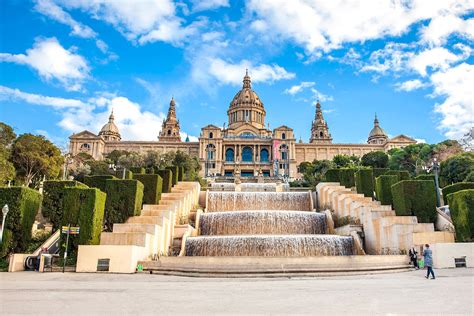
[69,71,416,179]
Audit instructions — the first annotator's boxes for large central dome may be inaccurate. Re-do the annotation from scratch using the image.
[227,70,266,130]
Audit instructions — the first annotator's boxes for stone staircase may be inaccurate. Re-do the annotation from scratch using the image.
[316,183,454,255]
[76,181,200,273]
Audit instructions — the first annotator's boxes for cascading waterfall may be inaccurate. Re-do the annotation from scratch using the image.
[240,183,277,192]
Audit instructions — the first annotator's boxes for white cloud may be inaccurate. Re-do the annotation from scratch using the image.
[191,0,229,12]
[207,58,295,85]
[430,63,474,139]
[247,0,474,54]
[395,79,429,92]
[409,46,471,77]
[180,132,199,142]
[284,82,315,95]
[361,43,414,74]
[310,88,333,102]
[0,38,89,91]
[421,15,474,46]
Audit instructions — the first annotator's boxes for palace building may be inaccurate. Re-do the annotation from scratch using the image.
[69,71,416,179]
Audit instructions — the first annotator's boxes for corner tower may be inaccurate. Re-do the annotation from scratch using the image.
[309,101,332,144]
[159,97,181,142]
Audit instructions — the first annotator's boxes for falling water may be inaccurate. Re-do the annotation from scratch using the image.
[185,235,354,256]
[200,211,327,235]
[207,192,311,212]
[209,183,236,191]
[240,183,277,192]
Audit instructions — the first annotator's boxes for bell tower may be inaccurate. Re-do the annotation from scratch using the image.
[159,97,181,142]
[309,101,332,144]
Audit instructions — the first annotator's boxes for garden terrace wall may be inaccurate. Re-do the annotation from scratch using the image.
[104,179,144,230]
[391,180,437,223]
[133,174,163,205]
[442,182,474,205]
[375,175,398,205]
[0,187,42,256]
[42,180,88,229]
[447,189,474,242]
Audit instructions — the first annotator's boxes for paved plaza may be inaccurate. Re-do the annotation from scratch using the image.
[1,269,473,315]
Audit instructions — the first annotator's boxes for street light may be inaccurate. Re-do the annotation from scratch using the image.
[1,204,9,244]
[109,163,126,179]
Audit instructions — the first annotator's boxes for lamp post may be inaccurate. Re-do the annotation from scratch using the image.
[109,163,126,179]
[1,204,9,244]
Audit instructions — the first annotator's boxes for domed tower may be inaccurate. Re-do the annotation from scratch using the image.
[227,70,266,130]
[159,97,181,142]
[309,101,332,144]
[99,110,121,141]
[368,114,388,144]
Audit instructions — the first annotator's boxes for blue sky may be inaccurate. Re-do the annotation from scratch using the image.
[1,0,473,148]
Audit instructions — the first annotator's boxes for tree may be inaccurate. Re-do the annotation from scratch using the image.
[0,122,16,147]
[297,159,334,187]
[11,134,63,185]
[432,140,464,161]
[361,151,389,168]
[117,152,145,168]
[464,171,474,182]
[388,143,435,175]
[106,150,130,164]
[440,153,474,185]
[332,154,352,168]
[0,147,15,184]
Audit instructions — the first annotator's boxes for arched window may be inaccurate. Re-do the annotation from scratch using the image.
[282,133,286,140]
[225,148,234,162]
[209,132,213,139]
[167,129,171,135]
[206,144,215,160]
[80,143,91,151]
[260,148,269,162]
[320,131,323,137]
[242,146,253,162]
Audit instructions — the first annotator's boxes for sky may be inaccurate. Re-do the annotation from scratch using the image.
[0,0,473,149]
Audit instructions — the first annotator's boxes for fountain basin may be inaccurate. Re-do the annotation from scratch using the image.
[200,211,327,235]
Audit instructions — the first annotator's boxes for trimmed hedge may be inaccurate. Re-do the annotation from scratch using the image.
[375,175,399,205]
[133,174,163,204]
[166,166,179,185]
[129,167,146,174]
[115,169,133,179]
[355,169,374,198]
[386,170,410,181]
[324,169,341,182]
[391,180,437,223]
[156,169,173,193]
[104,179,144,230]
[442,182,474,205]
[373,168,389,179]
[447,189,474,242]
[84,175,116,192]
[61,188,106,254]
[178,166,185,181]
[415,174,436,183]
[42,180,88,230]
[0,187,42,255]
[339,168,356,188]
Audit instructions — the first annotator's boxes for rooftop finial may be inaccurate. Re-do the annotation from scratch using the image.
[374,113,379,125]
[109,108,115,122]
[243,69,251,89]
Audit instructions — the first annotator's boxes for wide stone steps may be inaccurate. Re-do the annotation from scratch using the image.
[100,232,152,247]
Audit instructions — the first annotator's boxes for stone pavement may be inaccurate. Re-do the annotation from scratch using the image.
[0,269,472,315]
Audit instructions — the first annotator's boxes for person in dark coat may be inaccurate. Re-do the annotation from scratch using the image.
[423,244,435,279]
[408,246,419,269]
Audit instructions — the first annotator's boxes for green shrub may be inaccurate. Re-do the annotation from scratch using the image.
[0,187,42,255]
[386,170,410,181]
[0,229,13,259]
[324,169,341,182]
[442,182,474,205]
[145,167,154,174]
[391,180,437,223]
[156,169,173,193]
[415,174,435,183]
[166,166,179,185]
[447,189,474,242]
[114,169,133,179]
[355,169,374,198]
[339,168,356,188]
[133,174,162,204]
[129,167,146,174]
[373,168,389,179]
[61,188,106,256]
[375,175,399,205]
[42,180,88,229]
[84,175,116,192]
[178,166,185,181]
[104,179,144,230]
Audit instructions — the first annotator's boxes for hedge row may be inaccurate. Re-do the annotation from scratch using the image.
[104,179,143,231]
[114,169,133,179]
[447,189,474,242]
[84,175,116,192]
[0,187,42,256]
[392,180,437,223]
[133,174,162,204]
[375,175,398,205]
[61,188,106,255]
[373,168,390,179]
[178,166,185,181]
[442,182,474,205]
[415,174,436,183]
[42,180,88,229]
[156,169,173,193]
[355,169,374,198]
[166,166,179,186]
[385,170,410,181]
[339,168,356,188]
[324,169,340,182]
[129,167,146,174]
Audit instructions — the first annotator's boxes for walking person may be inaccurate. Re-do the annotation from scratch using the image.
[423,244,435,279]
[408,246,419,269]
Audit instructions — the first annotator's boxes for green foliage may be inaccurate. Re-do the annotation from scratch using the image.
[324,169,341,182]
[11,134,63,186]
[84,160,110,176]
[415,174,435,183]
[447,189,474,242]
[355,169,374,198]
[375,175,398,205]
[61,188,106,256]
[0,122,16,147]
[118,152,145,168]
[442,182,474,205]
[339,168,356,188]
[0,147,15,184]
[373,168,389,179]
[178,166,185,181]
[105,150,130,164]
[104,179,144,230]
[464,171,474,182]
[0,229,13,259]
[167,166,179,185]
[299,160,334,187]
[114,169,133,179]
[440,152,474,185]
[386,170,410,181]
[332,154,352,168]
[391,180,437,223]
[42,180,88,229]
[156,169,173,193]
[133,174,162,204]
[388,143,435,176]
[361,151,389,168]
[84,175,117,192]
[0,187,42,255]
[25,231,52,253]
[129,167,145,174]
